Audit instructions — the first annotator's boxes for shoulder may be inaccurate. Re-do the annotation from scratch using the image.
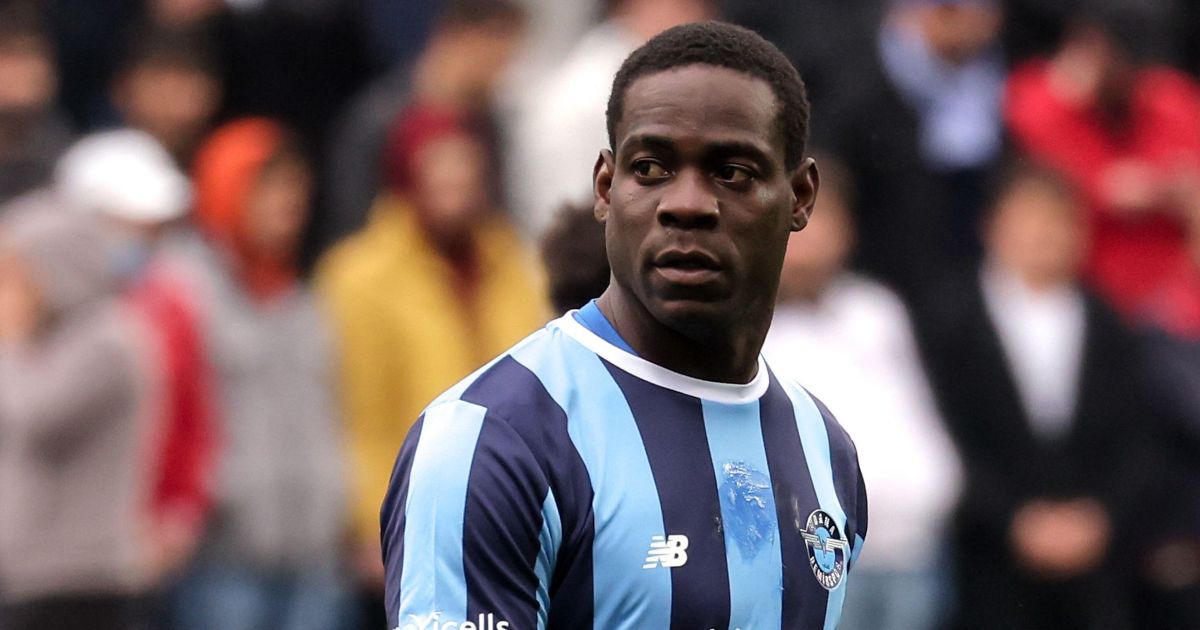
[1005,59,1053,105]
[807,386,861,466]
[1140,66,1200,102]
[771,375,861,467]
[832,274,914,325]
[770,375,870,550]
[425,322,567,413]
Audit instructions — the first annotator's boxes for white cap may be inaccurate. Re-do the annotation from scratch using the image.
[55,128,192,224]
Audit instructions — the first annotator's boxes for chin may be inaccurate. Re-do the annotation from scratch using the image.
[648,295,733,340]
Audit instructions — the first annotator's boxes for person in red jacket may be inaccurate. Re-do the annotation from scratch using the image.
[1005,0,1200,318]
[55,128,219,582]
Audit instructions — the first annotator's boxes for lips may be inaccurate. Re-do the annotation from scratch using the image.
[652,249,722,285]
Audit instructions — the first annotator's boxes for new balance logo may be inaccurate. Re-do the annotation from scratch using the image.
[643,534,689,569]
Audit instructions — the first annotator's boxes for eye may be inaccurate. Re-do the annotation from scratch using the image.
[715,164,755,186]
[631,159,671,180]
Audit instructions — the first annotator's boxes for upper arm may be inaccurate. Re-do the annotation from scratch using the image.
[850,459,868,569]
[381,400,557,630]
[0,316,140,451]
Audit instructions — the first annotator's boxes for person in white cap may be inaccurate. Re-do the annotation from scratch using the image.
[55,128,191,276]
[55,128,221,592]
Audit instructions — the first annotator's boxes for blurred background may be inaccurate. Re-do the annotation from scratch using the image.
[0,0,1199,628]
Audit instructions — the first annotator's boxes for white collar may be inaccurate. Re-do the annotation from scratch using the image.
[554,313,770,405]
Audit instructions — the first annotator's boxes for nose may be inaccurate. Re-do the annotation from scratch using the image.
[657,169,718,230]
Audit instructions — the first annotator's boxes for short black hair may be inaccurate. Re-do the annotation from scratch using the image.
[1073,0,1175,63]
[120,25,220,78]
[437,0,527,31]
[540,201,611,314]
[984,156,1081,223]
[606,21,810,170]
[0,2,47,49]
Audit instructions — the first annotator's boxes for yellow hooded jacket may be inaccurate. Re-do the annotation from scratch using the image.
[317,196,549,546]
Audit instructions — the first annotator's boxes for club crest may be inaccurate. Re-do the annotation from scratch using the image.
[801,509,848,590]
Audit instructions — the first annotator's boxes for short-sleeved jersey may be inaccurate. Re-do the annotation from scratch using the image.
[381,304,868,630]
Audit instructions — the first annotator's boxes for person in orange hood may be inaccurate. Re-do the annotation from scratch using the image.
[170,118,351,630]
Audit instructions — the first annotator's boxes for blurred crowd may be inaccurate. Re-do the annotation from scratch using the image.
[0,0,1199,629]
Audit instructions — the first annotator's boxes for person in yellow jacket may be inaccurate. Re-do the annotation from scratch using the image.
[316,103,548,616]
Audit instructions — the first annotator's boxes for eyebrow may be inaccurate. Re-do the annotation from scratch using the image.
[619,134,774,166]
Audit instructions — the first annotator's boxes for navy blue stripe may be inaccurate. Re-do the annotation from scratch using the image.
[810,395,864,556]
[461,356,595,629]
[381,415,425,629]
[854,472,869,551]
[760,375,830,629]
[459,414,546,628]
[603,361,731,630]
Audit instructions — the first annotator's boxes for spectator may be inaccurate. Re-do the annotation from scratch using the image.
[0,4,73,205]
[0,196,158,630]
[913,163,1157,630]
[1142,202,1200,340]
[170,118,350,630]
[112,26,223,167]
[762,156,961,630]
[1136,329,1200,629]
[55,128,219,587]
[320,0,527,251]
[540,200,610,315]
[318,103,548,628]
[1005,0,1200,318]
[1133,178,1200,629]
[818,0,1006,300]
[723,0,879,128]
[506,0,714,240]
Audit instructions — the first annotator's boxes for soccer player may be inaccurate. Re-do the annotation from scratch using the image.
[381,21,867,630]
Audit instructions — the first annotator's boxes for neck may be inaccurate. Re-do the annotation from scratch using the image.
[596,287,768,384]
[1021,271,1072,294]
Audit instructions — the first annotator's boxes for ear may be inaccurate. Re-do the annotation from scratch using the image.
[789,157,820,232]
[593,149,615,223]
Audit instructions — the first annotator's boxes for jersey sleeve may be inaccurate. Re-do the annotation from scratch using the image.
[808,394,869,573]
[381,399,556,630]
[850,461,868,570]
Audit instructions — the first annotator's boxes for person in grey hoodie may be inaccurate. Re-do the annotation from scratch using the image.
[170,118,350,630]
[0,193,158,630]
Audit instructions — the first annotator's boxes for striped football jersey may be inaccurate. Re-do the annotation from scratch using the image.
[382,301,867,630]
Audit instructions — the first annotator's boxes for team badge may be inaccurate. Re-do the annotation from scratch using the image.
[801,509,848,590]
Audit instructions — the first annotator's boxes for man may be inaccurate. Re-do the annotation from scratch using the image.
[912,163,1157,630]
[322,0,527,250]
[55,128,218,584]
[506,0,714,240]
[539,200,611,315]
[763,156,959,630]
[1005,0,1200,318]
[112,26,222,167]
[380,22,867,629]
[0,4,73,205]
[815,0,1006,301]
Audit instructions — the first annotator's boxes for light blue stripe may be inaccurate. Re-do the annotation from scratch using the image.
[825,573,849,630]
[701,400,783,630]
[512,325,672,630]
[397,400,487,627]
[778,382,849,630]
[535,487,561,630]
[851,534,865,569]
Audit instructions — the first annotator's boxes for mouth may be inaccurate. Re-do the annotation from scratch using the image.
[652,249,723,285]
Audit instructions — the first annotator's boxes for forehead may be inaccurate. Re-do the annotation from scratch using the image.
[617,64,782,157]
